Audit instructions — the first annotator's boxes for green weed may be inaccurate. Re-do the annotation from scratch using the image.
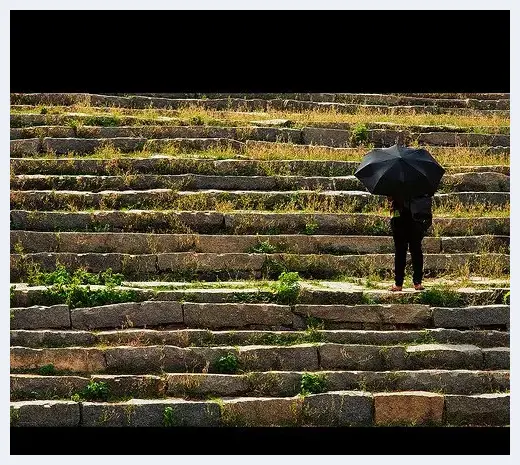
[272,271,301,304]
[163,406,176,427]
[37,364,57,376]
[215,353,239,374]
[300,373,328,395]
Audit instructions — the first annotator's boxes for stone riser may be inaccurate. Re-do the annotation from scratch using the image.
[10,301,510,331]
[10,231,510,255]
[10,210,510,236]
[10,172,510,193]
[9,252,511,282]
[9,92,510,114]
[10,327,510,349]
[9,190,510,212]
[8,126,512,148]
[8,131,511,158]
[9,157,511,177]
[8,116,511,136]
[10,284,509,309]
[10,369,510,402]
[9,391,511,427]
[101,92,511,108]
[9,343,510,374]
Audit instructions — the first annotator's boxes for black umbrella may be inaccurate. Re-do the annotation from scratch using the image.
[354,144,445,197]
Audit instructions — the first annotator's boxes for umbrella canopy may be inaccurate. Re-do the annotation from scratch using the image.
[354,144,445,197]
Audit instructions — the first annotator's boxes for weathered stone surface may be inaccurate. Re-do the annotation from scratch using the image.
[157,252,265,272]
[42,137,146,154]
[166,373,250,397]
[104,346,194,374]
[222,397,303,426]
[238,345,319,371]
[430,328,509,348]
[144,137,244,153]
[10,329,97,348]
[482,347,509,369]
[319,344,386,370]
[244,371,302,396]
[441,235,510,253]
[313,235,440,254]
[11,304,70,330]
[96,328,211,347]
[302,127,352,147]
[184,303,293,329]
[11,138,41,155]
[11,230,60,252]
[11,126,76,140]
[10,400,80,427]
[445,393,509,425]
[432,305,509,328]
[435,191,509,207]
[57,232,169,254]
[374,392,444,425]
[11,347,106,372]
[294,304,431,326]
[303,391,373,426]
[11,209,508,236]
[10,375,89,400]
[12,231,445,255]
[91,374,166,398]
[416,132,509,147]
[71,301,182,330]
[81,399,220,427]
[442,172,510,192]
[324,369,509,395]
[405,344,483,369]
[193,235,260,253]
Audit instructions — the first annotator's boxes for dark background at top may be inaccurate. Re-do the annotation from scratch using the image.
[10,10,510,93]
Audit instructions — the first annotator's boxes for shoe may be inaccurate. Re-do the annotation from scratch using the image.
[414,284,425,291]
[390,285,403,292]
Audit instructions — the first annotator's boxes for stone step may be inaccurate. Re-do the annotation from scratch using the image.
[10,369,510,402]
[10,343,510,374]
[10,112,186,129]
[10,300,510,331]
[8,116,511,136]
[9,157,511,177]
[397,93,509,101]
[10,210,510,236]
[11,326,509,349]
[245,139,510,157]
[8,131,512,159]
[123,92,511,109]
[10,137,246,157]
[10,231,510,255]
[10,282,508,308]
[9,93,509,116]
[9,189,510,211]
[10,251,510,282]
[10,125,302,143]
[10,391,510,426]
[10,172,510,193]
[8,125,512,148]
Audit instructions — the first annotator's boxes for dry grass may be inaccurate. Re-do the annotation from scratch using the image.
[29,143,509,167]
[11,102,510,130]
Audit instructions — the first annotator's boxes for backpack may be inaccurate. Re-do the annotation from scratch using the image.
[404,195,433,232]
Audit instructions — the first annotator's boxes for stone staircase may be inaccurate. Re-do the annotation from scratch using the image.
[10,92,509,427]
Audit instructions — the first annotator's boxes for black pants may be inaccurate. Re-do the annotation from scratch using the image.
[391,216,424,286]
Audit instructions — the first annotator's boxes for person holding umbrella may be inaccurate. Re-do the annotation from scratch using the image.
[354,144,444,291]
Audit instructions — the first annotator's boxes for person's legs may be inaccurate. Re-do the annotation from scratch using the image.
[409,224,425,287]
[391,217,408,288]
